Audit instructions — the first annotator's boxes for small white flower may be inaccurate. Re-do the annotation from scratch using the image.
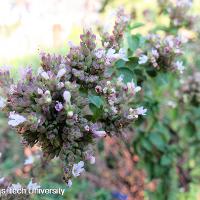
[92,130,107,138]
[136,106,147,116]
[111,106,118,114]
[44,90,50,96]
[38,118,41,124]
[167,101,176,108]
[57,68,66,78]
[174,48,181,54]
[40,71,49,80]
[175,61,185,74]
[127,114,135,120]
[173,19,179,26]
[138,55,148,64]
[128,108,139,119]
[107,48,128,61]
[165,37,174,48]
[37,67,43,75]
[72,161,85,177]
[9,84,17,94]
[0,97,6,109]
[105,59,112,65]
[106,81,111,86]
[27,179,41,190]
[66,179,72,187]
[110,88,116,93]
[63,91,71,103]
[0,177,5,184]
[127,80,141,94]
[104,42,109,47]
[118,48,129,61]
[7,183,22,191]
[151,49,159,58]
[106,48,116,59]
[55,101,63,112]
[57,82,65,89]
[129,108,134,113]
[67,111,73,117]
[8,112,26,127]
[103,87,108,94]
[89,156,95,164]
[121,15,129,23]
[24,156,34,165]
[84,125,90,132]
[117,75,124,85]
[44,90,52,103]
[85,152,96,164]
[37,88,43,95]
[135,86,142,93]
[95,49,105,59]
[108,99,114,106]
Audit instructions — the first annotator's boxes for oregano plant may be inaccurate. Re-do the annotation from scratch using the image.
[0,10,147,188]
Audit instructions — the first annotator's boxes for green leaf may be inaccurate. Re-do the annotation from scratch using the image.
[161,155,172,166]
[155,73,169,85]
[129,22,145,30]
[115,59,126,68]
[146,67,157,77]
[89,104,104,121]
[152,25,169,33]
[129,35,140,52]
[79,87,88,97]
[117,67,135,83]
[125,57,139,68]
[126,33,146,53]
[89,95,104,108]
[184,121,196,137]
[149,132,166,151]
[141,139,153,151]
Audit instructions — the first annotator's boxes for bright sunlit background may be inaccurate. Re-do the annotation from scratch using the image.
[0,0,199,69]
[0,0,103,67]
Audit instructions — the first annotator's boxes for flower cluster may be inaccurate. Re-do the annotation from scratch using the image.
[137,34,185,73]
[0,29,145,187]
[178,72,200,106]
[100,8,130,51]
[158,0,196,29]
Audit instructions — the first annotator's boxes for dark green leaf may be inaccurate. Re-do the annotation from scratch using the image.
[125,57,139,68]
[141,139,153,151]
[117,67,135,83]
[115,59,126,68]
[161,155,172,166]
[89,104,104,121]
[89,95,104,108]
[149,132,165,151]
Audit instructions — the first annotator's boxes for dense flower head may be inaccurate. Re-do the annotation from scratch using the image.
[136,34,185,73]
[0,70,14,95]
[169,0,195,28]
[178,72,200,106]
[0,29,145,186]
[158,0,196,29]
[100,8,130,51]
